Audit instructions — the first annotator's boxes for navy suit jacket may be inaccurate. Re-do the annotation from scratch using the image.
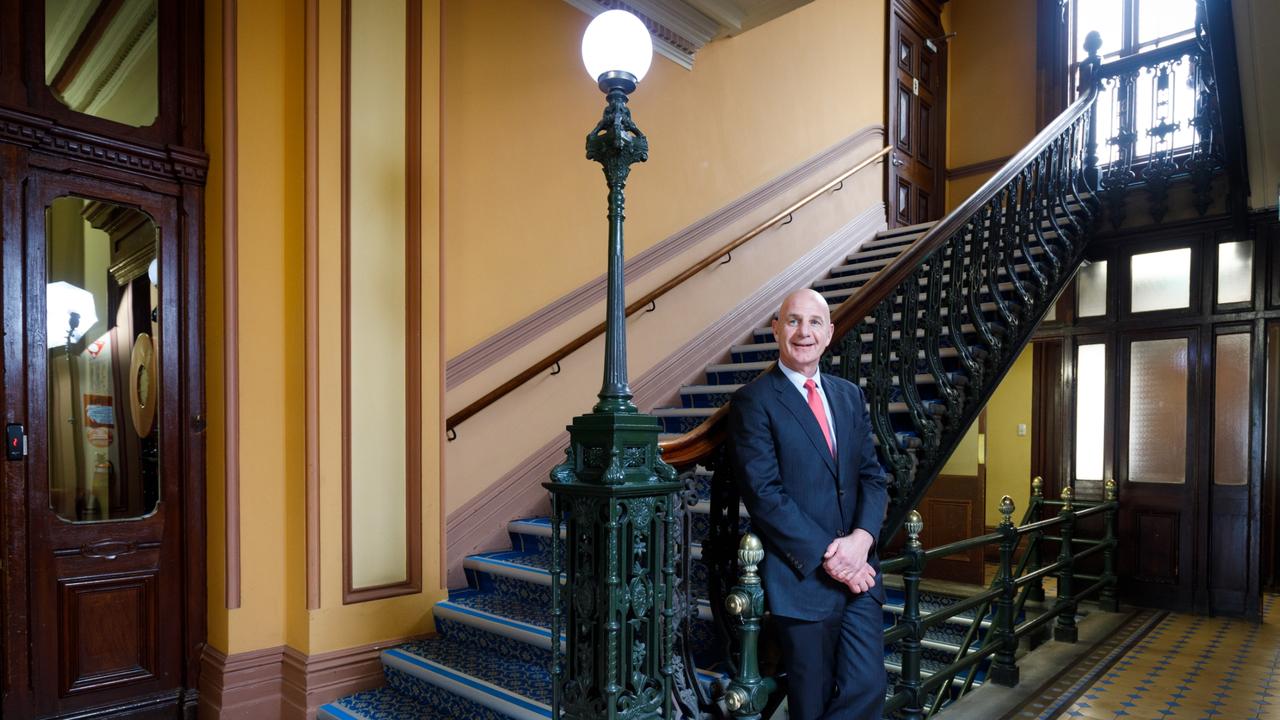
[727,364,890,621]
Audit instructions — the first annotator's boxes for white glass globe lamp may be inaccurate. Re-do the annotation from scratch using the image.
[46,281,98,349]
[581,10,652,92]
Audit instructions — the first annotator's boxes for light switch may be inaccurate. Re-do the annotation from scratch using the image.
[1017,423,1027,437]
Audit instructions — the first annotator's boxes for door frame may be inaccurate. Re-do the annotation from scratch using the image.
[886,0,947,227]
[1,125,205,720]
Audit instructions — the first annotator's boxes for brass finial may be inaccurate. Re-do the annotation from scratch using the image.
[1032,476,1043,498]
[738,533,764,584]
[906,510,924,549]
[1000,495,1016,526]
[1105,478,1117,502]
[1061,486,1074,511]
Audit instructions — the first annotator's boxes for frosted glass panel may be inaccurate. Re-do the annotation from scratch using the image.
[1076,344,1106,481]
[1128,338,1188,484]
[1131,248,1191,313]
[1213,334,1250,485]
[1217,241,1253,305]
[1045,302,1057,322]
[1078,261,1107,317]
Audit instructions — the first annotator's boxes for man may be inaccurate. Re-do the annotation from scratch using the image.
[727,288,889,720]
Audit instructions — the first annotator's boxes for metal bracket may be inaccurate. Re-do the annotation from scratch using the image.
[550,361,562,376]
[446,427,457,442]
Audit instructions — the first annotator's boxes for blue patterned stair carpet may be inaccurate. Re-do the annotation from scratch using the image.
[321,212,1076,719]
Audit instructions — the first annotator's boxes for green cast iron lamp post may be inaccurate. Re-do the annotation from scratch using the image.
[545,11,682,720]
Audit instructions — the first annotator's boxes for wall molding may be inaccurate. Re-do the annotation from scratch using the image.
[444,124,885,390]
[198,636,424,719]
[946,154,1014,181]
[341,0,424,605]
[222,0,240,611]
[445,202,887,585]
[304,0,320,612]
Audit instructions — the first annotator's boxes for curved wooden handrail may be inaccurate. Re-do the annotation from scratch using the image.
[659,82,1101,466]
[446,145,894,434]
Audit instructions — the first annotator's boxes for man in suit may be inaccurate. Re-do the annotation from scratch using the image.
[727,288,889,720]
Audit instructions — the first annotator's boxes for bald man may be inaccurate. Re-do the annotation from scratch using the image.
[727,288,889,719]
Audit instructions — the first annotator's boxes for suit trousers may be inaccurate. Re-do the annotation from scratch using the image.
[774,592,885,720]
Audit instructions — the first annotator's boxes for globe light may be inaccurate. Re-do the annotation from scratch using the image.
[581,9,652,86]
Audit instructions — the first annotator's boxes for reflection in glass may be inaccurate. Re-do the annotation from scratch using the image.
[44,0,159,127]
[1213,334,1250,486]
[1128,338,1188,484]
[1076,344,1106,481]
[1131,248,1191,313]
[1077,260,1108,317]
[1217,241,1253,305]
[47,196,160,522]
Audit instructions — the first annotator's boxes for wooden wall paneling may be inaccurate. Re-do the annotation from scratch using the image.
[1264,322,1280,591]
[180,178,208,707]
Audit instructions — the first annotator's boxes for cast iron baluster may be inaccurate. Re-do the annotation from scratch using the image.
[1100,479,1120,612]
[1028,154,1062,286]
[924,244,962,421]
[945,231,983,399]
[1018,160,1047,288]
[672,470,709,716]
[723,534,776,720]
[870,301,913,492]
[707,447,744,676]
[1054,486,1079,643]
[982,197,1017,352]
[898,511,926,720]
[1047,135,1082,249]
[1061,124,1091,243]
[1003,176,1035,313]
[550,487,566,714]
[990,496,1021,686]
[965,207,1001,366]
[897,266,939,464]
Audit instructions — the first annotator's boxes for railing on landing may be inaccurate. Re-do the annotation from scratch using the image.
[443,145,893,437]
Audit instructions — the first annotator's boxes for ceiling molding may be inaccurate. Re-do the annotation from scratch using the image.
[564,0,814,70]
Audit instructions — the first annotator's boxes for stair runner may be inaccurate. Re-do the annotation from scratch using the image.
[321,212,1073,719]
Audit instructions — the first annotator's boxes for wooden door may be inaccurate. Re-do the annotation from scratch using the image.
[14,174,187,718]
[1116,328,1199,610]
[888,0,946,227]
[1265,322,1280,592]
[917,473,987,585]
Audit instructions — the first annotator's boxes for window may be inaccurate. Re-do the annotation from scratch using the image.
[1077,260,1108,318]
[1071,0,1197,65]
[1130,248,1191,313]
[1071,0,1201,165]
[1075,343,1107,481]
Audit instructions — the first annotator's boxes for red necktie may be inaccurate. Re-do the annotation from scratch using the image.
[804,379,834,456]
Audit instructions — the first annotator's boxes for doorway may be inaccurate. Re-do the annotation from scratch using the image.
[887,0,947,227]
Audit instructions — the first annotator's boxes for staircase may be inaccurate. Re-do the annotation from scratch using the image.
[319,216,1062,719]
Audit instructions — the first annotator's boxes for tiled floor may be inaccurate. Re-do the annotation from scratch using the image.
[1057,594,1280,719]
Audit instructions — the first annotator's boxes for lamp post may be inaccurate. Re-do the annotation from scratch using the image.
[545,11,681,720]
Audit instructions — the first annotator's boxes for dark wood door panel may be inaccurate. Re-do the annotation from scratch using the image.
[59,571,160,697]
[918,474,986,585]
[888,0,945,227]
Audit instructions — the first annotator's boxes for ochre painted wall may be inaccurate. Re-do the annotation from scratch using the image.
[984,346,1034,526]
[205,0,446,659]
[442,0,886,358]
[943,0,1038,211]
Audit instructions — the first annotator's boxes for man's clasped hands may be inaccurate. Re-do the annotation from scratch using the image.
[822,528,877,594]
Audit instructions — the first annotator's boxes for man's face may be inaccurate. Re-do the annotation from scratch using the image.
[772,291,833,376]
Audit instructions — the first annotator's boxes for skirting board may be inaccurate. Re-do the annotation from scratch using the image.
[444,202,888,587]
[199,636,423,719]
[444,124,885,389]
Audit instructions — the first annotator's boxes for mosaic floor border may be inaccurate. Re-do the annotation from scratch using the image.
[1001,608,1168,720]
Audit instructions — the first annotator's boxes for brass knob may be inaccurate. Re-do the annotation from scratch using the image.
[725,686,749,712]
[726,591,749,617]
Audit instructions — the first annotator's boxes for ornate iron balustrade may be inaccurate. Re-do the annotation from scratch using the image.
[715,481,1120,720]
[1092,2,1227,226]
[658,31,1109,720]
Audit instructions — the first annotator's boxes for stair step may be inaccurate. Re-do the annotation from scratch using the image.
[383,639,552,719]
[319,686,450,720]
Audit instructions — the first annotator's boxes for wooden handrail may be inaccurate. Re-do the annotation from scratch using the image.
[446,145,893,434]
[659,84,1100,466]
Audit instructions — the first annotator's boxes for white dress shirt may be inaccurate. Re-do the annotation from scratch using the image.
[777,361,837,454]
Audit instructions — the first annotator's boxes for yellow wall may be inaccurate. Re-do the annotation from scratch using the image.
[205,0,446,659]
[984,346,1034,526]
[443,0,885,357]
[943,0,1038,211]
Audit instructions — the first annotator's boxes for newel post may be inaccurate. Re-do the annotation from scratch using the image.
[1053,487,1078,643]
[723,534,777,720]
[1079,31,1103,190]
[897,511,926,720]
[1099,479,1120,612]
[990,496,1021,686]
